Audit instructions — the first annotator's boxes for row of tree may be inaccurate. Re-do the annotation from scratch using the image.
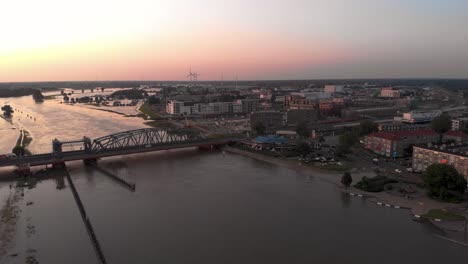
[1,105,14,117]
[340,163,467,203]
[337,120,378,155]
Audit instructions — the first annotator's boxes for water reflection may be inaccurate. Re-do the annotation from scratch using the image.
[1,150,468,263]
[340,191,351,208]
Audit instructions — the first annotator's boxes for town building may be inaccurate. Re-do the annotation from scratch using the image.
[166,100,243,115]
[443,131,468,144]
[451,117,468,131]
[413,144,468,180]
[276,130,299,141]
[400,111,441,124]
[324,85,344,93]
[364,130,439,158]
[250,111,284,134]
[377,122,431,132]
[284,95,317,110]
[380,87,400,98]
[238,99,259,113]
[286,109,318,125]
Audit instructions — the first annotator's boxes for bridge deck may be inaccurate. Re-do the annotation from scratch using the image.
[0,138,235,168]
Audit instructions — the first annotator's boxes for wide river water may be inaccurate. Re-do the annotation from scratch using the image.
[1,95,468,263]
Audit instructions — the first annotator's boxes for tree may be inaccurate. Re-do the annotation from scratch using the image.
[32,89,44,102]
[423,164,467,202]
[341,172,353,188]
[431,113,451,134]
[295,141,311,156]
[296,122,310,138]
[409,99,419,110]
[148,95,161,105]
[337,131,358,155]
[12,145,26,156]
[252,122,266,135]
[1,105,14,117]
[358,120,378,136]
[404,144,414,157]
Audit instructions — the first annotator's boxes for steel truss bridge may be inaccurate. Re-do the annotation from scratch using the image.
[0,128,237,168]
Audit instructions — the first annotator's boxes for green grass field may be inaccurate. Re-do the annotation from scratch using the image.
[424,209,466,221]
[138,102,160,119]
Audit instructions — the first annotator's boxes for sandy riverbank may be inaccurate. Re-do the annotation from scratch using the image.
[224,146,468,241]
[0,184,23,262]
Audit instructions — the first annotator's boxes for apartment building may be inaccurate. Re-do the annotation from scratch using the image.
[451,117,468,131]
[413,145,468,180]
[364,130,439,158]
[166,100,243,115]
[380,87,401,98]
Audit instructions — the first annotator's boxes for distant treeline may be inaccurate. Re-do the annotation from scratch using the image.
[0,79,467,90]
[0,88,42,98]
[110,89,148,99]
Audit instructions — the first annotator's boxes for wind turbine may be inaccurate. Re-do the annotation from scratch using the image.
[187,68,200,83]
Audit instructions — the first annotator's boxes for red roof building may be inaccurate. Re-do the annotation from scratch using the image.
[364,129,439,158]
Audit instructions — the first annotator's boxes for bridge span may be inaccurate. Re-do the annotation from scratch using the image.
[0,128,238,169]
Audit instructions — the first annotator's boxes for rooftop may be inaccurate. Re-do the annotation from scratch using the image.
[445,130,468,139]
[367,129,438,140]
[414,143,468,158]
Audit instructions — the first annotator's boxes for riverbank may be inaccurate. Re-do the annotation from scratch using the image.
[16,130,33,154]
[0,184,23,262]
[224,146,468,243]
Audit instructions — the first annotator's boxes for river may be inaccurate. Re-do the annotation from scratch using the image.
[0,94,468,263]
[0,95,146,154]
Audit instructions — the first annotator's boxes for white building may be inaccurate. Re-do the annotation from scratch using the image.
[166,100,243,115]
[380,87,400,98]
[324,85,344,93]
[290,92,331,100]
[401,111,441,124]
[452,117,468,131]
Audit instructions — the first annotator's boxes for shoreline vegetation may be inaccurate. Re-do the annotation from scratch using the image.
[0,186,23,262]
[138,102,161,119]
[144,120,177,130]
[15,130,32,155]
[0,114,33,155]
[224,146,468,243]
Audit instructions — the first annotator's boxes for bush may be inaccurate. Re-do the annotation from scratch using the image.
[424,164,467,202]
[355,176,397,192]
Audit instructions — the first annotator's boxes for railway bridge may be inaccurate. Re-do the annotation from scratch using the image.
[0,128,238,170]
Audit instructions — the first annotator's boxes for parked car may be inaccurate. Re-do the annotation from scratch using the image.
[395,169,402,173]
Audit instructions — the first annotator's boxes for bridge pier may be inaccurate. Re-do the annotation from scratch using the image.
[16,163,31,176]
[52,162,66,169]
[83,158,98,166]
[198,144,221,151]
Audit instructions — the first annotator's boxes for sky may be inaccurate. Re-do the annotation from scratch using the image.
[1,0,468,82]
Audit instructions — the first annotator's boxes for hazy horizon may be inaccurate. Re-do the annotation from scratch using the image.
[1,0,468,82]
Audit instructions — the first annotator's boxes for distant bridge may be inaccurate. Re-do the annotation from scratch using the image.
[0,128,238,169]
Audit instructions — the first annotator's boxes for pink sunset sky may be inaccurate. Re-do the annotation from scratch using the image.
[1,0,467,82]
